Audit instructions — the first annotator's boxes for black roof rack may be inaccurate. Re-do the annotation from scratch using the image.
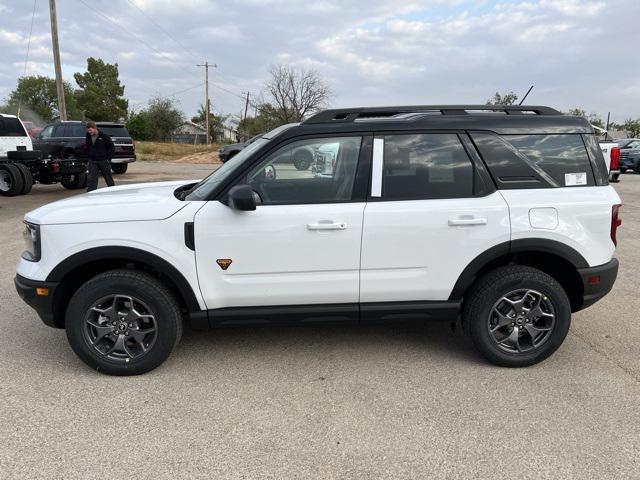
[303,105,562,124]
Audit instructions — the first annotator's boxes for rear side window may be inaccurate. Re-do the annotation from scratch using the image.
[0,117,27,137]
[471,132,595,189]
[505,134,595,187]
[99,126,130,137]
[381,134,474,200]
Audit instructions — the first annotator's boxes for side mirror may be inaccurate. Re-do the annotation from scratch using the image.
[228,185,256,211]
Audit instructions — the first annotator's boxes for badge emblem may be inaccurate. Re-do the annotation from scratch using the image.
[216,259,232,270]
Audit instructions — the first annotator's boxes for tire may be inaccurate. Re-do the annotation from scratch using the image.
[6,150,41,161]
[635,165,640,174]
[65,270,183,376]
[462,265,571,368]
[293,148,313,170]
[0,163,25,196]
[111,163,128,174]
[60,171,87,189]
[619,167,627,174]
[13,163,33,194]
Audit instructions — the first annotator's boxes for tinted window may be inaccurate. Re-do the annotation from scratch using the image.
[53,125,66,137]
[0,117,27,137]
[39,125,54,139]
[68,125,85,137]
[381,134,473,200]
[244,136,362,204]
[505,134,595,186]
[99,126,130,137]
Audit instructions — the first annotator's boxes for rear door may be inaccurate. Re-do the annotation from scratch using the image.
[360,132,510,305]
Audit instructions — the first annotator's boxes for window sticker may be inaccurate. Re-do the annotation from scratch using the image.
[565,172,587,186]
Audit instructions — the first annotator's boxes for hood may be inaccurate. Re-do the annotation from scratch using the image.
[25,180,199,225]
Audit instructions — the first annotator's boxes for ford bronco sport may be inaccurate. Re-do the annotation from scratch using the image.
[14,105,621,375]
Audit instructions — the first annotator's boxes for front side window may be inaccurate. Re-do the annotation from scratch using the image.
[380,134,474,200]
[244,136,362,205]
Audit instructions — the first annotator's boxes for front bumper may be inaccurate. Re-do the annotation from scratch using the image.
[577,258,618,310]
[14,274,60,328]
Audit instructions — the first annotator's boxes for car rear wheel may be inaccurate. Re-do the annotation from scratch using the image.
[13,163,33,194]
[111,163,128,174]
[0,163,25,196]
[619,167,627,174]
[463,265,571,367]
[65,270,183,375]
[293,148,313,170]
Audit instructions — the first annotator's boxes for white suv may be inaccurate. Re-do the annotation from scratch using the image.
[15,105,621,375]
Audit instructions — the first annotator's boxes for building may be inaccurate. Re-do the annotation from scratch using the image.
[172,120,207,144]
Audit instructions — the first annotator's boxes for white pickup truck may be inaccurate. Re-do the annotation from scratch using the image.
[593,126,620,183]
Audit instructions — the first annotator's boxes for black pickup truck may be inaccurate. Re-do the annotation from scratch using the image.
[32,121,136,174]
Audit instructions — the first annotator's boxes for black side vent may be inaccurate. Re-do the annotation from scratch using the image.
[184,222,195,251]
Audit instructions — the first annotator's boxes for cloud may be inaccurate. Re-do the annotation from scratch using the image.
[0,0,637,121]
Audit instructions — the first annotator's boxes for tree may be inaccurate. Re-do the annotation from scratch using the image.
[622,118,640,137]
[566,108,604,128]
[4,75,81,122]
[486,91,518,105]
[125,110,150,141]
[191,104,228,140]
[237,103,282,137]
[264,64,331,123]
[74,58,128,121]
[145,96,183,141]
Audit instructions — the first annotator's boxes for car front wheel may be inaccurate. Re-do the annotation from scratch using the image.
[463,265,571,367]
[111,163,128,174]
[65,270,183,375]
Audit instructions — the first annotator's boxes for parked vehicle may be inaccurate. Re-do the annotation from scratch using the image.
[218,134,262,162]
[0,114,90,196]
[15,105,621,375]
[32,121,136,174]
[22,121,42,138]
[616,139,640,173]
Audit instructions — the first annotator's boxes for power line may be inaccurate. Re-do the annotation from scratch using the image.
[76,0,193,70]
[122,0,201,62]
[18,0,38,117]
[167,82,204,98]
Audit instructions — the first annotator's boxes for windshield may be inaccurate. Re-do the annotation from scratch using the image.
[184,137,270,201]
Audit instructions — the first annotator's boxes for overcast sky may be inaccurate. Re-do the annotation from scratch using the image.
[0,0,638,123]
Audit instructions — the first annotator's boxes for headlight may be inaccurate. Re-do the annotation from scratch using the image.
[21,222,41,262]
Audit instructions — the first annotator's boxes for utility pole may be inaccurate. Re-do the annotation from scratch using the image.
[243,92,250,121]
[196,61,216,145]
[49,0,67,120]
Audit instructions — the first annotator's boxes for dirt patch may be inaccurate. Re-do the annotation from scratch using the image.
[173,150,221,164]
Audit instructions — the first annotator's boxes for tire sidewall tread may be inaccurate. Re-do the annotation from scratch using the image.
[65,269,183,375]
[463,265,571,368]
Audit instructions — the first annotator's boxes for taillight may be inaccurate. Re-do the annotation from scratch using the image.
[132,141,135,151]
[611,204,622,246]
[610,146,620,170]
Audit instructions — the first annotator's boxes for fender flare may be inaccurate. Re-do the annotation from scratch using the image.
[448,239,588,301]
[46,246,202,311]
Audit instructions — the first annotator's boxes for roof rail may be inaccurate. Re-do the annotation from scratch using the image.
[303,105,562,124]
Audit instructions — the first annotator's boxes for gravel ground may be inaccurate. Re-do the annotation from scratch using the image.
[0,162,638,479]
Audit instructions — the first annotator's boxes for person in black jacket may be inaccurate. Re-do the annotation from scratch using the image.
[85,121,115,192]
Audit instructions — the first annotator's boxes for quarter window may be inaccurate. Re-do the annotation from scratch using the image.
[244,136,362,205]
[380,134,474,200]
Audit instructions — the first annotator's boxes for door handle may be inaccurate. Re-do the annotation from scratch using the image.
[448,216,488,226]
[307,221,347,231]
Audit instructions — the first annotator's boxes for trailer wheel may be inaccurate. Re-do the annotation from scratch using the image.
[13,163,33,194]
[0,164,25,196]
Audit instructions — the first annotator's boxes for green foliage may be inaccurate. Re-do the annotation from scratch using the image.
[238,103,282,137]
[486,91,518,105]
[144,96,184,141]
[125,110,150,141]
[622,118,640,138]
[566,107,604,128]
[191,104,228,139]
[74,58,128,121]
[4,75,81,122]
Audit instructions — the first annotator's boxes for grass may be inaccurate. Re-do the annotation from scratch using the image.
[134,141,219,162]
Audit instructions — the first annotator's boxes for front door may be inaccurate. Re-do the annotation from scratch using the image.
[194,135,369,317]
